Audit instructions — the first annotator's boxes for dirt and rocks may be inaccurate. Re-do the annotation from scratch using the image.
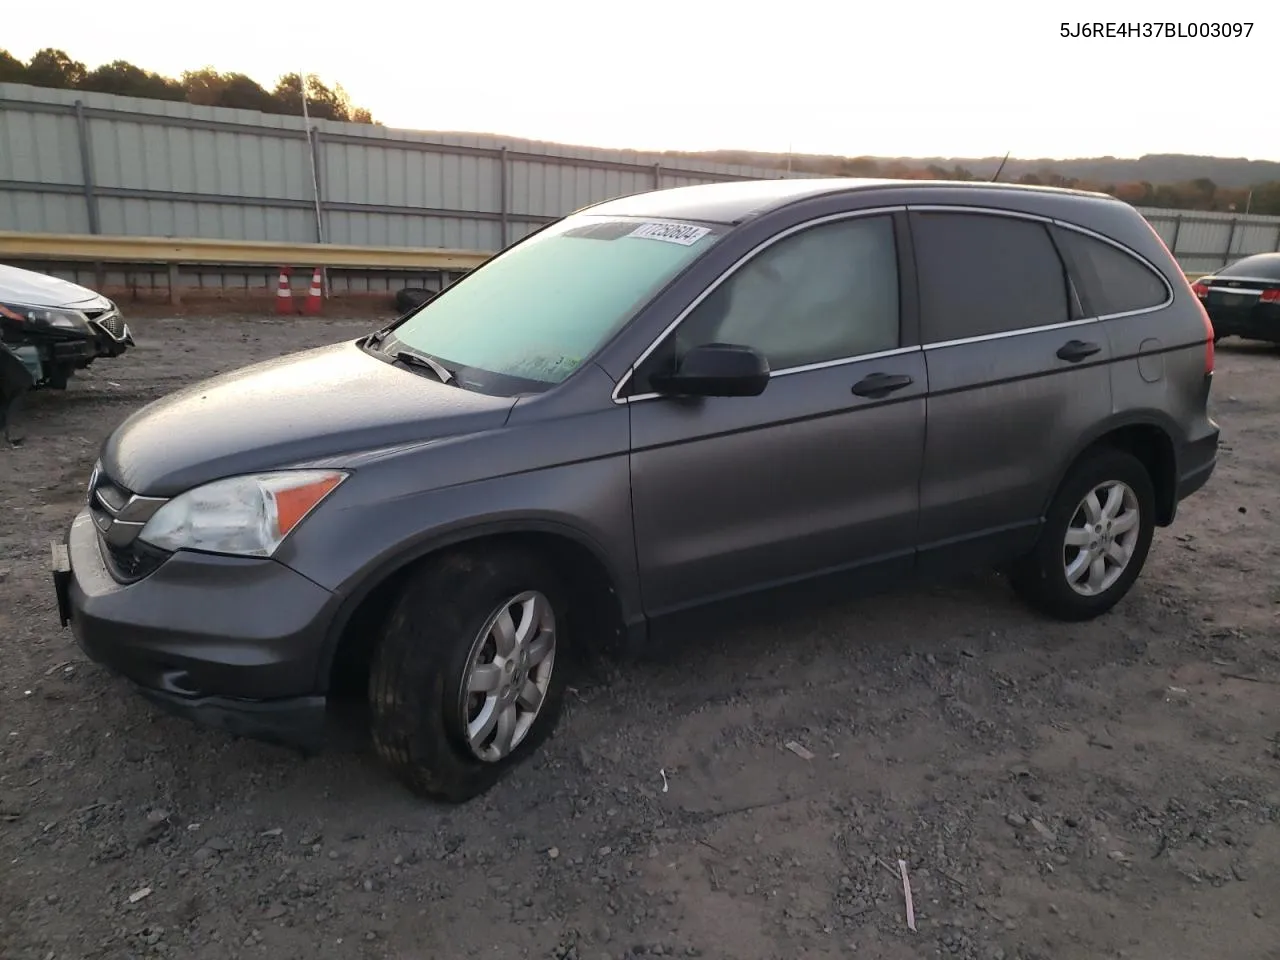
[1,315,1278,960]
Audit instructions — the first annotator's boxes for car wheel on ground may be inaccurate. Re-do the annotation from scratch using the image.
[367,546,568,803]
[1009,448,1156,622]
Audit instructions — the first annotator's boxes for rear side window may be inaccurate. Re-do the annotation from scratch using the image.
[911,212,1070,343]
[1055,228,1169,316]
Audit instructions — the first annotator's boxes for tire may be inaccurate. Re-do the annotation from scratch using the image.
[1009,448,1156,622]
[368,546,569,803]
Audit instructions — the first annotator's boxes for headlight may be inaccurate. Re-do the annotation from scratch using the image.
[138,470,348,558]
[0,301,93,334]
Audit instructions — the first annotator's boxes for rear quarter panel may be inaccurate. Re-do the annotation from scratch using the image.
[1059,202,1217,502]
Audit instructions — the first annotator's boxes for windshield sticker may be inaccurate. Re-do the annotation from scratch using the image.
[627,222,711,246]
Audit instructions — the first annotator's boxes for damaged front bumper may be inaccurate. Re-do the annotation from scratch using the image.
[86,307,135,358]
[51,512,337,751]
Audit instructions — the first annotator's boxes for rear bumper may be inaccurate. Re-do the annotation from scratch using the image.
[58,509,336,749]
[1209,304,1280,343]
[1176,420,1220,503]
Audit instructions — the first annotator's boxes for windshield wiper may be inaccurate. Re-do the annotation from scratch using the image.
[390,348,455,385]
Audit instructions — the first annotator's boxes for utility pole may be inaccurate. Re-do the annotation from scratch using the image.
[299,71,328,296]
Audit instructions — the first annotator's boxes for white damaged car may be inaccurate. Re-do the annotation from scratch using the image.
[0,263,134,440]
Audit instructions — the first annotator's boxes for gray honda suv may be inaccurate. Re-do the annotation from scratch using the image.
[52,178,1220,802]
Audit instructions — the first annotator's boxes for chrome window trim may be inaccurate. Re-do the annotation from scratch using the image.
[907,203,1053,224]
[619,345,922,404]
[923,316,1101,352]
[611,205,909,405]
[1046,216,1175,318]
[770,344,920,378]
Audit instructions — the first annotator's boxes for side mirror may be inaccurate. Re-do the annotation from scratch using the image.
[650,343,770,398]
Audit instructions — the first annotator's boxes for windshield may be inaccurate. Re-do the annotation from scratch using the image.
[379,215,725,393]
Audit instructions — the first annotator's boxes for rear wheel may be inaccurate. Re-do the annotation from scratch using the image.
[1010,449,1155,621]
[368,546,568,803]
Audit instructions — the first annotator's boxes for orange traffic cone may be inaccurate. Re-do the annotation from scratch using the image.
[274,267,294,315]
[302,267,324,315]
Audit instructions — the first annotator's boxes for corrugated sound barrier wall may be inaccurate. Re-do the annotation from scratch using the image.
[2,82,1279,293]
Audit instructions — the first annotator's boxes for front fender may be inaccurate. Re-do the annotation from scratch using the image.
[308,510,640,686]
[274,440,640,687]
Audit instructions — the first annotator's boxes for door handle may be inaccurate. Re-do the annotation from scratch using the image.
[1057,339,1102,362]
[851,372,914,399]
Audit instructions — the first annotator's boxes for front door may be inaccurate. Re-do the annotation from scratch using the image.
[625,212,928,618]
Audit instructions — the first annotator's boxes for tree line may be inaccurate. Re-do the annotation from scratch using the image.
[0,48,374,124]
[678,153,1280,217]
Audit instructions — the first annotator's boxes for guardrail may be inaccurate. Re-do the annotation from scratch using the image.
[0,230,1208,303]
[0,232,493,304]
[0,232,490,271]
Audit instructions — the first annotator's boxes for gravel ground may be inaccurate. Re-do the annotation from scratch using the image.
[1,315,1278,960]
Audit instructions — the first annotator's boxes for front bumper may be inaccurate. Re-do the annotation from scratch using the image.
[55,509,337,749]
[89,314,134,358]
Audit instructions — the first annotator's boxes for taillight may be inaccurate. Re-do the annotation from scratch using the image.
[1191,280,1210,299]
[1261,288,1280,303]
[1195,296,1214,374]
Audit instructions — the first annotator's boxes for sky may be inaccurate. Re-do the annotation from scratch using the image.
[4,0,1274,161]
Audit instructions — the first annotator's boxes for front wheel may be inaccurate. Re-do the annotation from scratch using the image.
[368,546,569,803]
[1010,449,1156,622]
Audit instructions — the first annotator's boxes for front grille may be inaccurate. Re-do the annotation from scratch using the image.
[92,475,130,512]
[87,468,171,583]
[101,537,169,582]
[91,313,128,341]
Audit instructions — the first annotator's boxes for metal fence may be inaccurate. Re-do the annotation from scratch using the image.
[0,83,798,253]
[3,81,1280,289]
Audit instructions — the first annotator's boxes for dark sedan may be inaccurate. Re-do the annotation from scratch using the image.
[1192,252,1280,344]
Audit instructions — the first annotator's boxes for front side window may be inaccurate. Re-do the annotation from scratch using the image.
[912,212,1071,343]
[380,215,724,393]
[637,215,901,389]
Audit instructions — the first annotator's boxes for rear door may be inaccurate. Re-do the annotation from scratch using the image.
[908,207,1114,573]
[626,211,927,617]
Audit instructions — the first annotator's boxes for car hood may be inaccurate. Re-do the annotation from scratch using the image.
[101,341,518,496]
[0,263,109,309]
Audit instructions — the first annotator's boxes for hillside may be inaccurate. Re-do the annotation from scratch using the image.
[675,151,1280,190]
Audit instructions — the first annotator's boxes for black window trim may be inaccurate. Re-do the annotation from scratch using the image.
[906,204,1175,350]
[612,205,916,405]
